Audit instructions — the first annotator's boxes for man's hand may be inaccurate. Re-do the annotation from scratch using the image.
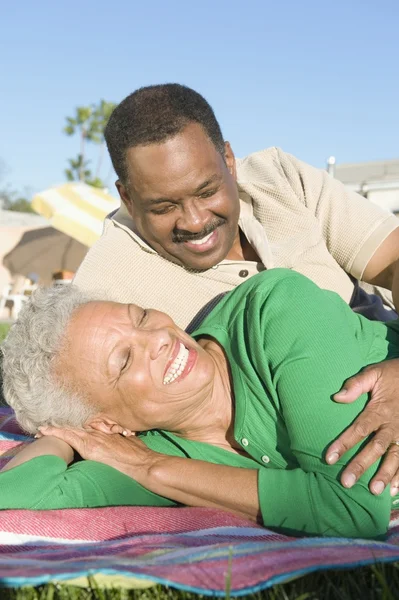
[39,425,158,484]
[326,358,399,495]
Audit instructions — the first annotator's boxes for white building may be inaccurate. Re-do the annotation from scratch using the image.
[331,158,399,214]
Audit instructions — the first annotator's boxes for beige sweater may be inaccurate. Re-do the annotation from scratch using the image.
[74,147,399,330]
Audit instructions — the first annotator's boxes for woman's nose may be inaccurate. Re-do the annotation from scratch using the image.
[131,327,171,361]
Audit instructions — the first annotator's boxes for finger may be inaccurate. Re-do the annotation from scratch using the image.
[326,415,378,465]
[390,467,399,498]
[369,444,399,496]
[85,421,117,434]
[337,428,394,489]
[38,425,86,451]
[87,422,134,436]
[333,367,379,403]
[111,424,133,436]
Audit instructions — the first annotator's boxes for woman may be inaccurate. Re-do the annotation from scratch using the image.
[2,269,399,538]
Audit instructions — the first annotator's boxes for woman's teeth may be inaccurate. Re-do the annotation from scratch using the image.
[163,342,189,385]
[188,231,214,245]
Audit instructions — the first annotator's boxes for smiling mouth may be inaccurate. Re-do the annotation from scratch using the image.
[163,342,190,385]
[182,229,219,253]
[187,231,214,245]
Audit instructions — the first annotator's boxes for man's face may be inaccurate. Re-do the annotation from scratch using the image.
[116,123,241,270]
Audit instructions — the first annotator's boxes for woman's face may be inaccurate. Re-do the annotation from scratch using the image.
[56,301,215,432]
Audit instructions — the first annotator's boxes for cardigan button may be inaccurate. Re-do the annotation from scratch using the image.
[239,269,249,278]
[241,438,249,447]
[261,455,270,464]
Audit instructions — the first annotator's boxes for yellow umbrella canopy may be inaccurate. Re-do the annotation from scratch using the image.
[31,183,120,247]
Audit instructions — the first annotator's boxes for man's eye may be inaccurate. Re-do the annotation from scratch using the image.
[199,189,217,199]
[152,205,174,215]
[140,309,148,325]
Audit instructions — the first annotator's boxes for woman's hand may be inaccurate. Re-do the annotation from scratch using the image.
[39,425,159,485]
[326,358,399,495]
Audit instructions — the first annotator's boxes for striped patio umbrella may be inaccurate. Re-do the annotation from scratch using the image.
[31,183,120,247]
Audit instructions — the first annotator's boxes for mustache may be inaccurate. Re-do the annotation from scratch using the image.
[172,218,226,244]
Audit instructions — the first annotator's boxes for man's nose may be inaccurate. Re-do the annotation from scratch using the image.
[176,201,208,233]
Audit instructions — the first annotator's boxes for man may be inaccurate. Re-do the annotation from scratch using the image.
[75,83,399,495]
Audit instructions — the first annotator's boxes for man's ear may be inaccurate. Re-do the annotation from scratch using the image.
[224,142,237,180]
[85,414,134,437]
[115,180,134,215]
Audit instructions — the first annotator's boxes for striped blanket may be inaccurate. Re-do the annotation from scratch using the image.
[1,407,399,596]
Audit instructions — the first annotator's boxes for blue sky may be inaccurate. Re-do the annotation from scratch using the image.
[1,0,398,197]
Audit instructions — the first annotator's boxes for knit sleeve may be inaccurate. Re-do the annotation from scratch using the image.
[254,270,392,538]
[276,148,399,279]
[0,432,192,509]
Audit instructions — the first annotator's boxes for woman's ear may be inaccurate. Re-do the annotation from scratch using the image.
[85,414,135,437]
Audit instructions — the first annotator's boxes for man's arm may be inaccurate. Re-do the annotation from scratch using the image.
[276,150,399,494]
[326,228,399,495]
[278,149,399,282]
[362,227,399,308]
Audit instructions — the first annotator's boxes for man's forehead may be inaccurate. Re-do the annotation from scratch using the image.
[126,126,223,186]
[128,155,224,205]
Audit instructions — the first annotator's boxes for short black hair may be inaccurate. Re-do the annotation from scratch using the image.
[104,83,225,184]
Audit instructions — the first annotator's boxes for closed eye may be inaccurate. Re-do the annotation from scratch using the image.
[120,348,131,374]
[151,205,175,215]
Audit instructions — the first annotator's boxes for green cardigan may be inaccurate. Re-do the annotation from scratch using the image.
[1,270,399,538]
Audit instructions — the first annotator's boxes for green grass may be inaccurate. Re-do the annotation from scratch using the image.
[0,322,11,343]
[2,565,399,600]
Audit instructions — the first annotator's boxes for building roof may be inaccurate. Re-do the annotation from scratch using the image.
[0,209,47,228]
[335,158,399,186]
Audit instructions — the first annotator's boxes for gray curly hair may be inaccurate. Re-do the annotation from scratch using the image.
[1,285,101,434]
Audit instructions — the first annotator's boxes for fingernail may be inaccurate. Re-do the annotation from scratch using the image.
[336,389,347,396]
[343,473,356,488]
[122,430,128,437]
[390,486,399,497]
[34,434,39,439]
[372,481,385,495]
[327,452,339,465]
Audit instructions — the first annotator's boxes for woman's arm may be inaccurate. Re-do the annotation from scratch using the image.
[0,433,182,510]
[38,426,261,522]
[0,436,74,472]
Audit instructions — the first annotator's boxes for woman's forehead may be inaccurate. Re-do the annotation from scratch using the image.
[75,301,141,326]
[66,302,139,350]
[62,302,140,364]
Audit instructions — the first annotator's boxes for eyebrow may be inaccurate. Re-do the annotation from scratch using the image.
[144,174,222,206]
